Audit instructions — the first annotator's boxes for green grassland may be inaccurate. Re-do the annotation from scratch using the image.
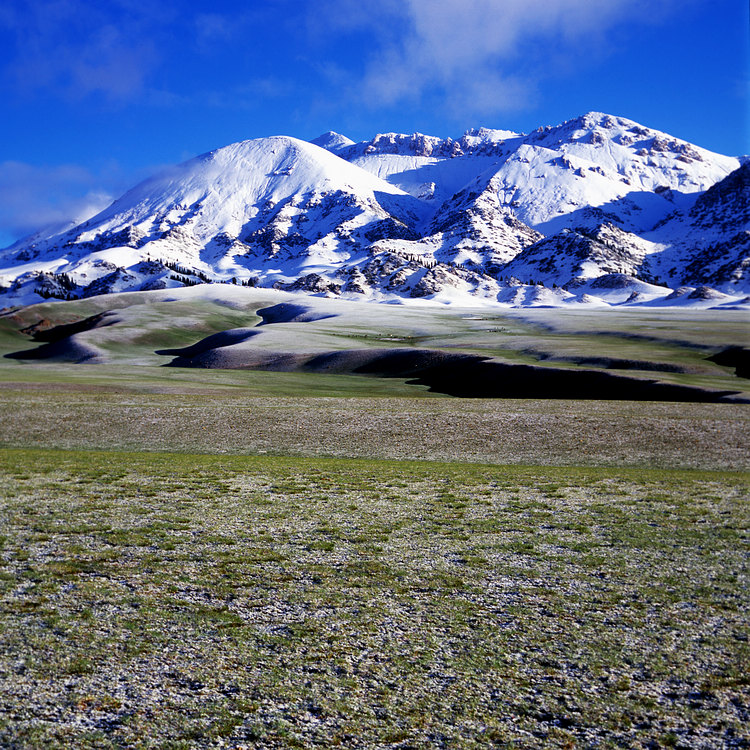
[0,289,748,748]
[1,450,747,748]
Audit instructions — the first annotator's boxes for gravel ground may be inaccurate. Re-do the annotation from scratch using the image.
[0,390,748,470]
[0,450,748,748]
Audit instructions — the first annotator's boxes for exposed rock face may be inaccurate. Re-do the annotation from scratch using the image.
[82,268,137,298]
[681,232,750,290]
[427,174,544,270]
[644,162,750,295]
[281,273,342,295]
[689,161,750,233]
[501,225,647,288]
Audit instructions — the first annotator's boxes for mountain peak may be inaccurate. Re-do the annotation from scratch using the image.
[544,112,643,139]
[461,126,521,143]
[1,113,746,308]
[309,131,355,153]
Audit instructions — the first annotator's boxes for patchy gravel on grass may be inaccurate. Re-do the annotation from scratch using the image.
[0,391,748,470]
[0,450,747,748]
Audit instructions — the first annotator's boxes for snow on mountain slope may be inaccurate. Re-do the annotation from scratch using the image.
[309,131,355,154]
[502,113,737,232]
[333,128,522,207]
[425,171,544,269]
[311,113,744,301]
[0,137,430,302]
[501,223,651,288]
[643,161,750,294]
[54,136,423,248]
[327,113,737,235]
[0,114,747,309]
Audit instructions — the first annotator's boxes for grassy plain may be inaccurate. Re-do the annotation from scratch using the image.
[1,450,748,748]
[0,289,748,748]
[0,389,747,470]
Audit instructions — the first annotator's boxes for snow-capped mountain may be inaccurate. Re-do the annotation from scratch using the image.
[1,112,747,308]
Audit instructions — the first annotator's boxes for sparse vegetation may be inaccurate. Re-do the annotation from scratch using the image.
[0,291,747,399]
[0,388,747,470]
[0,292,748,747]
[0,449,747,748]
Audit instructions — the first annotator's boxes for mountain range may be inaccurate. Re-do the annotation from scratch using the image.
[1,112,748,309]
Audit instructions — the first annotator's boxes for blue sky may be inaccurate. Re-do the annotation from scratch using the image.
[0,0,747,247]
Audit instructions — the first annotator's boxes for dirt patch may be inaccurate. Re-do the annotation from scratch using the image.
[5,312,116,363]
[20,312,117,342]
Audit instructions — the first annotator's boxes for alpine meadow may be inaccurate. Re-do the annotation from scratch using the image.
[0,3,748,745]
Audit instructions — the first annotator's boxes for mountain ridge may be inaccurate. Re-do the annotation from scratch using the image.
[1,113,747,309]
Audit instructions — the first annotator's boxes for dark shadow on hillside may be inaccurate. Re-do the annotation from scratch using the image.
[706,347,750,379]
[255,303,337,325]
[533,188,696,236]
[350,350,744,402]
[160,340,747,403]
[156,328,261,361]
[520,351,698,374]
[21,312,117,342]
[5,312,116,362]
[5,338,102,363]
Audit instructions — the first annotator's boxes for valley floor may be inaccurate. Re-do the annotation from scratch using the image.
[0,291,748,748]
[0,387,748,471]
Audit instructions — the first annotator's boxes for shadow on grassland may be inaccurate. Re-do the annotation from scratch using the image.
[162,343,746,403]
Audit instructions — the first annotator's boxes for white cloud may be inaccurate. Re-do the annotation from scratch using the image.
[319,0,682,116]
[0,161,115,244]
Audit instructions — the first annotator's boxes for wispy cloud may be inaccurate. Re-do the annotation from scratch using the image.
[316,0,682,117]
[0,161,113,245]
[0,160,171,246]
